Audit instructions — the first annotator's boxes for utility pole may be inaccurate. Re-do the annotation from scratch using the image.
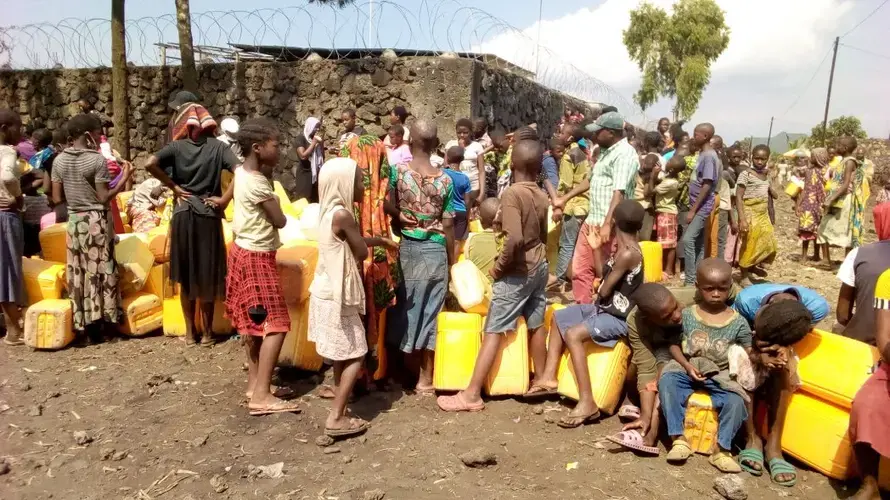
[821,36,839,146]
[534,0,543,78]
[766,116,774,149]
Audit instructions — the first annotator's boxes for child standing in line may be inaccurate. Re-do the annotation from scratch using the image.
[224,119,298,416]
[634,153,658,241]
[737,145,778,284]
[550,124,591,292]
[526,200,645,427]
[659,258,751,473]
[437,140,549,413]
[310,156,397,435]
[443,146,472,256]
[444,118,486,201]
[0,109,26,346]
[464,198,501,281]
[649,155,684,278]
[722,147,745,265]
[796,148,828,262]
[681,124,719,286]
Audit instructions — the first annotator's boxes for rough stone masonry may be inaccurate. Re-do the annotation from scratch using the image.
[0,55,590,199]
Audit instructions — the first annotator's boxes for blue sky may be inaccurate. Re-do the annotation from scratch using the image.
[5,0,889,142]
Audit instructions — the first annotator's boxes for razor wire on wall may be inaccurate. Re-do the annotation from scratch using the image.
[0,0,645,122]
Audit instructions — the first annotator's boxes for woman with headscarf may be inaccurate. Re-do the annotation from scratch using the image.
[796,147,827,261]
[294,117,324,203]
[309,157,396,437]
[145,104,239,346]
[341,135,399,385]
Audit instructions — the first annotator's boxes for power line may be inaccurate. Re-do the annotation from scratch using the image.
[840,0,889,38]
[779,45,833,117]
[840,42,890,61]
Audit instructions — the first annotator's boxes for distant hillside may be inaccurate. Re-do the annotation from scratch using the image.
[748,132,807,154]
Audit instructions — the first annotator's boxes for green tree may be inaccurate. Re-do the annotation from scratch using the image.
[810,116,868,145]
[623,0,730,121]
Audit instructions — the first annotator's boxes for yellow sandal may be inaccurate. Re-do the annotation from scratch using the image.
[709,451,741,473]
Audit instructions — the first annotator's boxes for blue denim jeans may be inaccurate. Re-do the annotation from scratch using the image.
[556,215,582,283]
[658,371,748,451]
[681,211,710,285]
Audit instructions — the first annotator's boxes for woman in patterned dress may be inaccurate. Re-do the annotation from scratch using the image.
[51,114,132,342]
[341,135,399,383]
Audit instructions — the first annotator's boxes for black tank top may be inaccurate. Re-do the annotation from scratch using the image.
[598,245,644,319]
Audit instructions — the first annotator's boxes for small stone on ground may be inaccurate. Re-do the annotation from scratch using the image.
[459,448,497,468]
[714,475,747,500]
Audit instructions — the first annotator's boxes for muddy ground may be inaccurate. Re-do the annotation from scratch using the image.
[0,197,877,500]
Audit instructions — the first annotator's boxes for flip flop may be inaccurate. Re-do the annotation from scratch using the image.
[414,386,436,396]
[325,417,370,438]
[617,404,641,421]
[738,448,764,476]
[606,430,659,456]
[248,399,302,416]
[3,337,24,346]
[523,385,558,400]
[666,440,693,463]
[437,393,485,412]
[246,386,296,401]
[709,451,742,473]
[768,457,797,487]
[556,409,601,429]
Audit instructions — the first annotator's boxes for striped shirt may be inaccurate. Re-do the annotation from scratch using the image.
[50,148,110,213]
[586,138,640,226]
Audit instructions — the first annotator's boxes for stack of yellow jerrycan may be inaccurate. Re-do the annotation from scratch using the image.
[449,260,491,315]
[552,302,631,414]
[119,293,163,336]
[21,257,65,305]
[683,392,720,454]
[485,318,530,396]
[433,312,483,391]
[769,329,885,480]
[278,299,323,371]
[24,299,74,350]
[639,241,663,283]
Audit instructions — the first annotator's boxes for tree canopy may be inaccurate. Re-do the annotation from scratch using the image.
[810,116,868,145]
[623,0,730,121]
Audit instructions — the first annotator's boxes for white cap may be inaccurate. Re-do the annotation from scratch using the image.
[220,118,239,136]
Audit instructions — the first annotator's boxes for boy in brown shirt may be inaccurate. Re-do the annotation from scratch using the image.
[438,140,549,412]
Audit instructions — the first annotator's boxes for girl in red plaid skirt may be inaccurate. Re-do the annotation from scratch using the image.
[225,119,299,416]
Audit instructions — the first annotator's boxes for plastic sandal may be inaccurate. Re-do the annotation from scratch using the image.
[666,440,693,463]
[617,404,641,421]
[709,451,742,473]
[523,385,558,400]
[738,448,764,476]
[768,458,797,487]
[248,399,302,416]
[436,393,485,413]
[606,430,659,456]
[557,409,601,429]
[325,418,370,438]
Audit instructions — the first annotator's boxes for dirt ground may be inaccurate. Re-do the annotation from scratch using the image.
[0,197,877,500]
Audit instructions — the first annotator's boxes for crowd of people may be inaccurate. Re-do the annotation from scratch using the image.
[1,95,889,498]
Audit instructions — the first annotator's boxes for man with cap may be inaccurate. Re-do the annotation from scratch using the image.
[571,111,640,304]
[165,90,199,144]
[732,283,829,326]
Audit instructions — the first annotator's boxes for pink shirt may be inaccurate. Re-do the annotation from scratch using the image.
[387,144,412,167]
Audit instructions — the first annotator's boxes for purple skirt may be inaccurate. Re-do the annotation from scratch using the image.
[0,211,25,305]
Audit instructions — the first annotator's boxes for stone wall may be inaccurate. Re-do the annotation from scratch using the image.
[474,64,595,141]
[0,56,587,195]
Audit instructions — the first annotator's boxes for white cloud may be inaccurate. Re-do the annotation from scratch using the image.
[475,0,870,138]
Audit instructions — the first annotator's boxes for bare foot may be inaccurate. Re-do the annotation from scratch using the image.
[851,482,881,500]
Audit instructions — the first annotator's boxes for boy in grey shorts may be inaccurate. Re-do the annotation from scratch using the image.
[437,140,549,412]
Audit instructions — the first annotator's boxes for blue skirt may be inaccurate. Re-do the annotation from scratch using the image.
[387,237,448,353]
[0,211,24,305]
